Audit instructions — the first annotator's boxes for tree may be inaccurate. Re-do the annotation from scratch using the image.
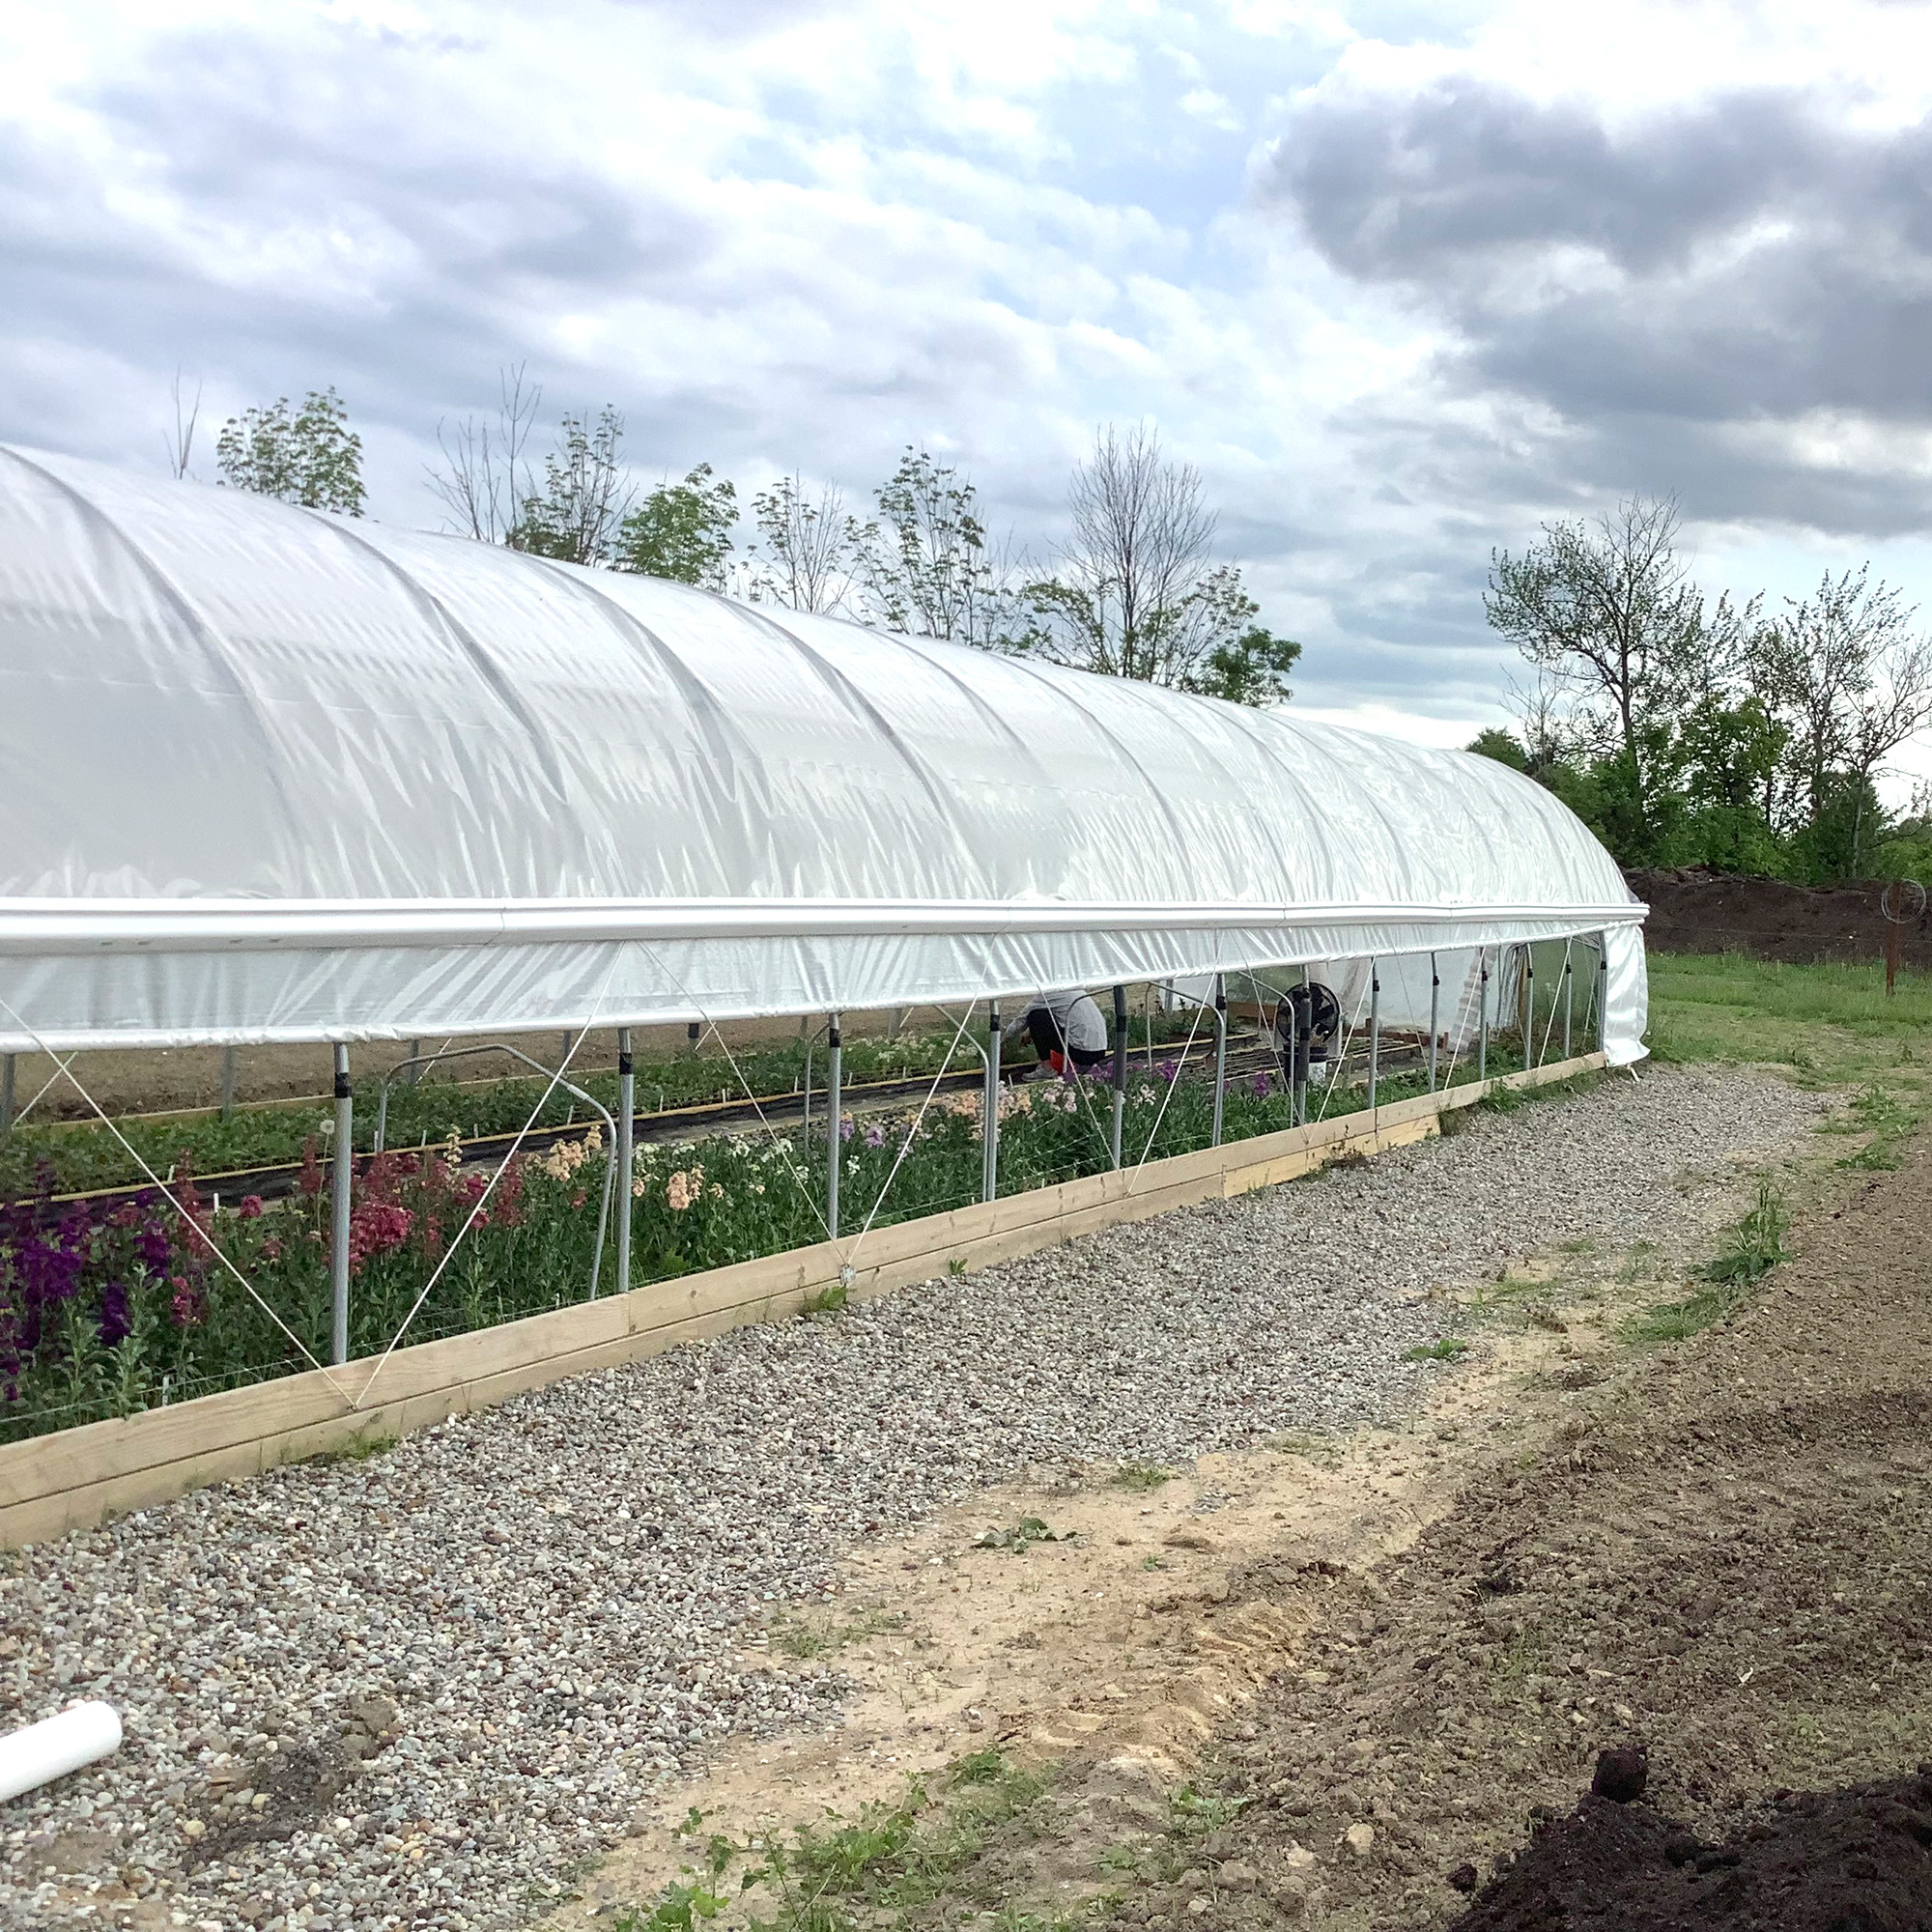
[427,365,543,546]
[164,370,201,481]
[1021,423,1297,705]
[613,464,738,588]
[854,445,999,643]
[1485,497,1754,855]
[747,473,858,612]
[511,407,632,565]
[215,387,365,515]
[1760,567,1932,874]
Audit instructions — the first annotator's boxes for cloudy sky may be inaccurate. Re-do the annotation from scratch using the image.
[11,0,1932,760]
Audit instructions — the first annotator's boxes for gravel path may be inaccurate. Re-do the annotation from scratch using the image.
[1,1066,1820,1931]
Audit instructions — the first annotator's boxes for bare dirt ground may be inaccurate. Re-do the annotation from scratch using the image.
[524,1080,1925,1931]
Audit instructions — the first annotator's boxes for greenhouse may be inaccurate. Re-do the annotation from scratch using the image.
[0,444,1647,1058]
[0,444,1648,1453]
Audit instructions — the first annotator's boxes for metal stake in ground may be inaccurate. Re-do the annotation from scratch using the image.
[1210,975,1228,1148]
[1598,936,1609,1053]
[615,1028,635,1293]
[0,1053,13,1138]
[1478,949,1490,1084]
[330,1044,353,1367]
[1429,954,1439,1092]
[982,1001,1001,1204]
[1522,948,1537,1069]
[1110,984,1127,1169]
[1562,945,1574,1060]
[219,1045,239,1122]
[1368,962,1381,1116]
[826,1013,842,1238]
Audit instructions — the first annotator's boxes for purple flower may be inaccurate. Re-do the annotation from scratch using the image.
[864,1123,886,1149]
[98,1281,131,1349]
[134,1211,172,1279]
[1252,1071,1272,1097]
[838,1117,855,1142]
[1157,1060,1179,1084]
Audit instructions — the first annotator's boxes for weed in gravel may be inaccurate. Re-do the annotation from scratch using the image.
[799,1282,849,1319]
[975,1517,1070,1553]
[301,1430,397,1468]
[1112,1461,1173,1492]
[1404,1337,1470,1362]
[1830,1084,1919,1171]
[768,1605,906,1662]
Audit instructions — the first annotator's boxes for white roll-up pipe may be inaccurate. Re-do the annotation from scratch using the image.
[0,1701,122,1802]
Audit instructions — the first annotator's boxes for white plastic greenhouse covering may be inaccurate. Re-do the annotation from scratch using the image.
[0,445,1649,1064]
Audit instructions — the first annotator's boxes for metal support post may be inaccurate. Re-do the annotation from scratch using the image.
[825,1014,842,1238]
[1428,954,1439,1093]
[219,1045,239,1122]
[406,1039,422,1086]
[1522,949,1536,1068]
[560,1030,576,1066]
[1109,984,1127,1169]
[1210,975,1228,1149]
[981,1002,1001,1204]
[687,1021,701,1058]
[330,1044,353,1367]
[1599,932,1609,1051]
[1562,947,1574,1061]
[0,1054,14,1137]
[1477,950,1490,1084]
[615,1028,635,1294]
[1368,962,1381,1114]
[1294,966,1311,1127]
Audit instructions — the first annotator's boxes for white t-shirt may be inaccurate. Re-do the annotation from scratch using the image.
[1007,990,1109,1056]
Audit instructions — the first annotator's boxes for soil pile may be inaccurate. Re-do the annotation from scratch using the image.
[1628,867,1932,969]
[1452,1769,1932,1932]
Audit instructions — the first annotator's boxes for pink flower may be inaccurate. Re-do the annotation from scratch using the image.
[237,1195,265,1220]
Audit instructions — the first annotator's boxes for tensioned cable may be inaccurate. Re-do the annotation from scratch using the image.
[1313,970,1376,1126]
[1536,938,1575,1065]
[353,952,625,1407]
[1123,983,1213,1193]
[0,990,353,1404]
[843,1001,982,1268]
[4,1050,78,1134]
[626,940,834,1245]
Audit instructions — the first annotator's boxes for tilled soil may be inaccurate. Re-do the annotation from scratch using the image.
[1628,866,1932,970]
[1449,1769,1932,1932]
[1119,1129,1932,1931]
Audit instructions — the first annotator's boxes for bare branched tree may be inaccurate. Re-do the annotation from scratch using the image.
[426,365,543,545]
[747,472,858,612]
[164,370,201,481]
[1021,424,1297,702]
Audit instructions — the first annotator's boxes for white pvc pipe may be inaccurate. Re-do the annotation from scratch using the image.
[0,1701,122,1802]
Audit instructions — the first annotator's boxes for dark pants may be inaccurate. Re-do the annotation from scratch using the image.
[1026,1008,1108,1072]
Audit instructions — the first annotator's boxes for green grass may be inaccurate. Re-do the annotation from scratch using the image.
[618,1749,1056,1932]
[1404,1336,1470,1363]
[1111,1461,1173,1492]
[1647,952,1932,1089]
[1625,1179,1791,1344]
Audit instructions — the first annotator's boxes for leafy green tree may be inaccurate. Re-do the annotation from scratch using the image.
[215,387,365,515]
[854,445,1004,644]
[1465,726,1529,771]
[511,407,631,565]
[1485,497,1754,860]
[747,472,858,612]
[614,464,737,588]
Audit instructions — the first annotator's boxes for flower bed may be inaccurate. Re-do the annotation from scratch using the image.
[0,1054,1463,1444]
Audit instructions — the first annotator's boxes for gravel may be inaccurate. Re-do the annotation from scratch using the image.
[1,1065,1820,1931]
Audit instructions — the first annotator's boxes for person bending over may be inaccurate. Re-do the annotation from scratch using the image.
[1006,990,1111,1079]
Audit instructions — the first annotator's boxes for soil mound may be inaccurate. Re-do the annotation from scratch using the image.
[1627,866,1932,971]
[1449,1767,1932,1932]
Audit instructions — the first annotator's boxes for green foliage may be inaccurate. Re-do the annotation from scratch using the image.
[615,464,737,588]
[798,1282,849,1318]
[1403,1336,1470,1362]
[974,1516,1067,1553]
[1467,727,1529,771]
[1626,1179,1788,1344]
[215,387,364,515]
[512,407,630,563]
[853,445,1014,648]
[1111,1461,1173,1492]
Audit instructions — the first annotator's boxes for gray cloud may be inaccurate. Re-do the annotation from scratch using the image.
[1256,75,1932,532]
